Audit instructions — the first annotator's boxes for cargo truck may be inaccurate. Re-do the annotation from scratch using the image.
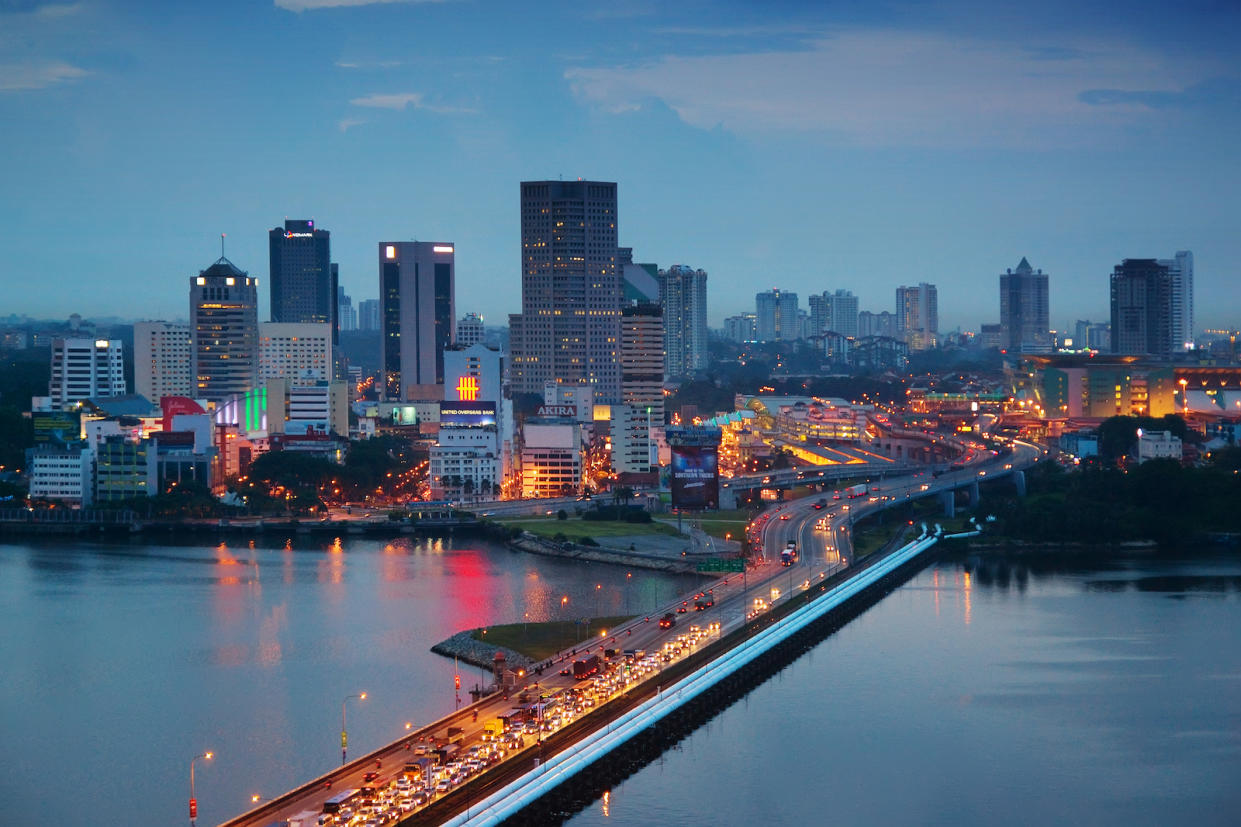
[845,484,868,498]
[780,542,798,566]
[572,654,600,679]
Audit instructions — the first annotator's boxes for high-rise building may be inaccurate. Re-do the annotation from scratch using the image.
[456,313,485,347]
[134,322,193,403]
[49,337,126,406]
[190,257,259,400]
[724,313,757,343]
[755,289,799,341]
[269,219,334,339]
[999,257,1051,353]
[857,310,898,339]
[379,241,455,400]
[896,283,938,350]
[258,322,333,386]
[1159,250,1194,351]
[1110,259,1173,357]
[435,344,509,501]
[621,303,665,426]
[357,299,381,332]
[1074,319,1111,351]
[808,289,859,338]
[612,404,655,475]
[336,283,356,332]
[509,180,622,402]
[623,260,661,304]
[659,265,708,378]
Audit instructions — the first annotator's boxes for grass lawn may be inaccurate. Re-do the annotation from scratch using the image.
[499,517,683,541]
[660,508,755,539]
[471,616,636,661]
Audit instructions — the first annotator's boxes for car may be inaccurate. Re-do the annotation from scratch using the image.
[779,514,791,520]
[659,613,676,629]
[364,771,380,782]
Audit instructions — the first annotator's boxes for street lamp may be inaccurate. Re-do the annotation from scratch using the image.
[341,692,367,765]
[189,751,213,827]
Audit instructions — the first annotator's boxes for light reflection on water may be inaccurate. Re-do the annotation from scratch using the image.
[0,535,704,827]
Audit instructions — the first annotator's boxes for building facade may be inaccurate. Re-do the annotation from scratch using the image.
[509,180,622,401]
[1160,250,1194,352]
[357,299,381,332]
[755,289,799,342]
[611,404,655,474]
[896,283,938,351]
[48,337,126,407]
[520,421,583,499]
[379,241,455,400]
[269,219,335,338]
[258,322,333,386]
[724,313,757,344]
[808,290,859,338]
[456,313,485,347]
[1110,259,1173,358]
[190,257,259,401]
[659,264,708,378]
[28,445,92,505]
[133,322,193,403]
[999,257,1050,353]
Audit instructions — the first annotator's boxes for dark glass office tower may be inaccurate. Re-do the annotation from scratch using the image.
[378,241,455,400]
[269,219,334,341]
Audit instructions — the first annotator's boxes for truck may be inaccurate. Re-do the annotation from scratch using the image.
[482,718,505,741]
[780,542,798,566]
[845,483,868,498]
[572,654,600,679]
[693,591,715,611]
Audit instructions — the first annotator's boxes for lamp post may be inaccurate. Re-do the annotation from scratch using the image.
[189,751,213,827]
[1179,378,1188,414]
[341,692,367,765]
[625,572,632,614]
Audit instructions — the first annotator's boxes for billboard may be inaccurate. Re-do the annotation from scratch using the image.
[670,443,719,510]
[440,401,497,427]
[33,410,81,445]
[535,404,577,418]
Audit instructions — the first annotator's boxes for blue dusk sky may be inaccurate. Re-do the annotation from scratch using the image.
[1,0,1238,332]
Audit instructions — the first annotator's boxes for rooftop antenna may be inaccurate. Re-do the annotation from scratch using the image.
[220,233,226,259]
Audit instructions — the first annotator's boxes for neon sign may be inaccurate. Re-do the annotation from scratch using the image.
[456,375,480,401]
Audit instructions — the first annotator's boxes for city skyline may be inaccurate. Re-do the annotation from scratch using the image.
[1,1,1237,331]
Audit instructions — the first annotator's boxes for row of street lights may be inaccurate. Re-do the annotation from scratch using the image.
[186,689,370,826]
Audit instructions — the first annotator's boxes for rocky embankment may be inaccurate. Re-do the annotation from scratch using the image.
[507,532,701,573]
[430,629,534,671]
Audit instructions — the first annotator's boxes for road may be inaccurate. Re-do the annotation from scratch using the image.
[222,439,1041,827]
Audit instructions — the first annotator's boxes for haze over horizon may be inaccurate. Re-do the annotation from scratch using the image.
[2,0,1238,331]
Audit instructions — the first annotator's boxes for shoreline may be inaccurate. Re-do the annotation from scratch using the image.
[505,532,708,574]
[429,629,535,672]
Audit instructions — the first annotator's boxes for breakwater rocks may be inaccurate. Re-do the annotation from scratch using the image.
[507,533,700,574]
[430,630,534,671]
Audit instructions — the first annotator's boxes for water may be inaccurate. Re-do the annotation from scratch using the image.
[0,534,704,827]
[565,547,1241,826]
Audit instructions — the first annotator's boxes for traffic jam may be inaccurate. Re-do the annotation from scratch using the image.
[292,624,720,826]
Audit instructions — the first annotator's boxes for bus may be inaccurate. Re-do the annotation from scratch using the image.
[322,789,361,814]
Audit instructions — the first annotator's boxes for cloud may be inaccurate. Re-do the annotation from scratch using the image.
[566,30,1206,148]
[0,59,87,91]
[350,91,476,113]
[0,1,82,15]
[1079,77,1241,111]
[276,0,445,11]
[335,59,403,70]
[338,117,366,132]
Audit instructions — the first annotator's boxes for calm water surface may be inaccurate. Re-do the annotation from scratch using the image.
[567,548,1241,827]
[0,535,704,826]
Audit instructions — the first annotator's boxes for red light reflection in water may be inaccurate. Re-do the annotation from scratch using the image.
[933,569,941,617]
[446,546,500,632]
[317,537,345,586]
[963,570,972,626]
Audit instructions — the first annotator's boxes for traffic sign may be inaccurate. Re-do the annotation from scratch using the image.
[189,798,197,819]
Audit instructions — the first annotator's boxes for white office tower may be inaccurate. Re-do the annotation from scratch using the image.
[134,322,193,403]
[659,265,708,378]
[611,404,655,474]
[1159,250,1194,351]
[49,337,126,406]
[433,344,507,501]
[258,322,334,386]
[808,290,859,338]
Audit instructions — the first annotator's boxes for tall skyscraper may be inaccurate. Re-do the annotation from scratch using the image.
[336,282,356,332]
[134,321,193,402]
[659,264,708,379]
[190,257,259,400]
[379,241,455,400]
[999,257,1050,353]
[508,180,622,401]
[1159,250,1194,351]
[896,282,938,350]
[269,220,334,340]
[755,289,799,341]
[1110,259,1173,357]
[49,338,125,406]
[808,289,859,338]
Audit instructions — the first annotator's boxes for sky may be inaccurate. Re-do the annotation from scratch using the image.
[1,0,1238,332]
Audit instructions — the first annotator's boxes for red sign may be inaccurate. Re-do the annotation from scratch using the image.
[454,674,461,690]
[536,404,577,418]
[189,798,197,819]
